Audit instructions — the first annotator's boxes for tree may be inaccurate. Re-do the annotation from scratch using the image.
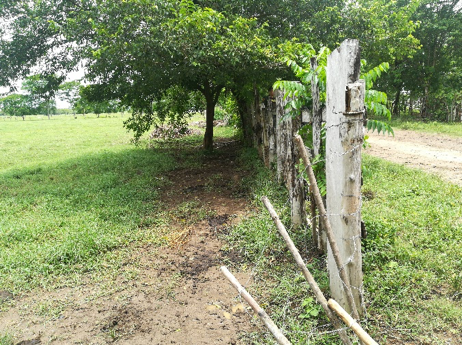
[0,1,87,88]
[398,0,462,119]
[77,0,277,149]
[59,81,81,116]
[77,85,121,117]
[22,74,64,119]
[0,94,32,120]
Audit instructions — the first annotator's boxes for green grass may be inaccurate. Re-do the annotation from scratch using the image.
[2,113,461,343]
[0,115,177,291]
[390,118,462,138]
[0,333,13,345]
[225,149,462,344]
[0,113,131,172]
[362,154,462,343]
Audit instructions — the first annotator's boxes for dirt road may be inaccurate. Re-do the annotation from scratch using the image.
[365,129,462,186]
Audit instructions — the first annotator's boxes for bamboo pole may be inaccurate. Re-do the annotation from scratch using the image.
[309,190,319,251]
[294,134,360,320]
[328,299,378,345]
[261,196,352,345]
[220,266,292,345]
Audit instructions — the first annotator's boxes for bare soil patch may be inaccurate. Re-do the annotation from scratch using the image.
[365,129,462,186]
[0,140,261,344]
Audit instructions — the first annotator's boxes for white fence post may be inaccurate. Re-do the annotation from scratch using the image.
[326,39,365,316]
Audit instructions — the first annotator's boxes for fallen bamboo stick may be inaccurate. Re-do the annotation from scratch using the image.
[220,266,292,345]
[294,134,360,320]
[328,299,378,345]
[261,196,352,345]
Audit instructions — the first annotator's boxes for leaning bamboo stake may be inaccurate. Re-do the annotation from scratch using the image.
[261,196,352,345]
[294,134,360,320]
[221,266,292,345]
[309,190,319,250]
[328,299,378,345]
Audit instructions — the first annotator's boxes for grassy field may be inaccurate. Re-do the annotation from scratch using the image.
[0,114,178,291]
[1,114,461,344]
[390,118,462,138]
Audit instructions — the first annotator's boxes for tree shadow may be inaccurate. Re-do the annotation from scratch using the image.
[0,145,183,289]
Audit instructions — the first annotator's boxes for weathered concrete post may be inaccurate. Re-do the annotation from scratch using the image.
[326,39,365,316]
[275,90,289,183]
[275,89,306,227]
[267,96,277,167]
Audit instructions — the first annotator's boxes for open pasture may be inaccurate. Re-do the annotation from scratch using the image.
[0,115,177,291]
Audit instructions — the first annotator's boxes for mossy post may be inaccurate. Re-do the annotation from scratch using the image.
[326,39,365,317]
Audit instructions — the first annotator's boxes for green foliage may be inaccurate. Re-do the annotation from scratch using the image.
[59,81,81,112]
[74,85,121,116]
[393,0,462,119]
[78,0,278,148]
[366,120,394,136]
[299,297,321,319]
[274,47,393,135]
[21,74,64,116]
[0,94,32,117]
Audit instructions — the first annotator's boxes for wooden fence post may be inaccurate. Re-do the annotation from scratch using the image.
[326,39,365,317]
[275,89,289,183]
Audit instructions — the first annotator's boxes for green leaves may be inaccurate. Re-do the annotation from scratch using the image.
[366,119,394,136]
[299,297,321,319]
[361,61,390,89]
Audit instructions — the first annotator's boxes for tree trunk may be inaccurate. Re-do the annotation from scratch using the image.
[204,97,215,150]
[235,96,253,147]
[392,89,400,117]
[202,83,223,151]
[409,94,413,117]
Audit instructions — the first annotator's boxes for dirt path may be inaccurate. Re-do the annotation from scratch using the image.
[365,129,462,186]
[0,140,261,345]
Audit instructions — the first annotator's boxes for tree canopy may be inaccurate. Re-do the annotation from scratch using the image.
[1,0,461,141]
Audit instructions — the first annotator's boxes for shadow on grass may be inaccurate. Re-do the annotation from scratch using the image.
[0,139,209,291]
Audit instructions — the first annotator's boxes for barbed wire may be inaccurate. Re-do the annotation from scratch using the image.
[228,106,372,343]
